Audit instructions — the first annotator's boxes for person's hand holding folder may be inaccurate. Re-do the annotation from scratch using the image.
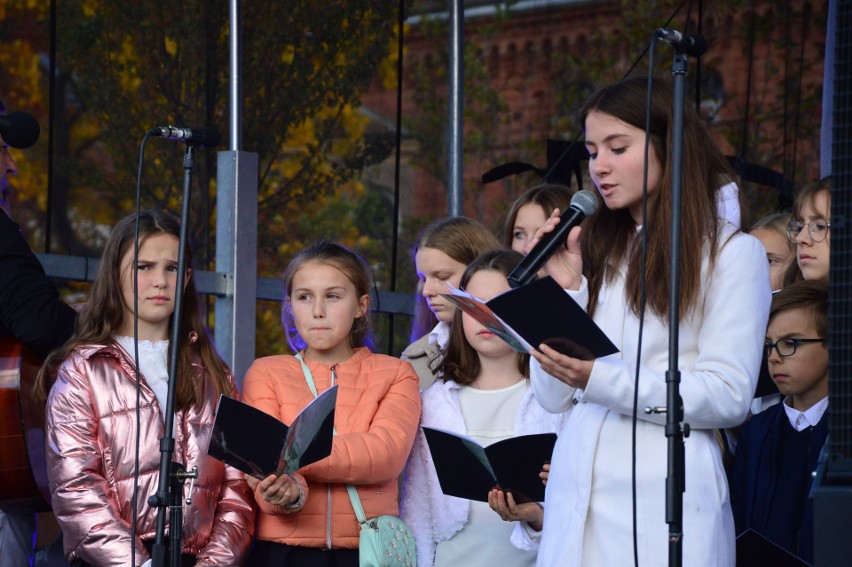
[246,472,304,509]
[531,343,595,389]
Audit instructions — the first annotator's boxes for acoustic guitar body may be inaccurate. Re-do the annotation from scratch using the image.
[0,339,51,512]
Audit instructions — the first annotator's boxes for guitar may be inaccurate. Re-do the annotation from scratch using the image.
[0,338,51,512]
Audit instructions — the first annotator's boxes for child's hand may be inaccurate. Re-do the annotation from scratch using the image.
[245,473,301,507]
[540,463,550,486]
[487,488,544,532]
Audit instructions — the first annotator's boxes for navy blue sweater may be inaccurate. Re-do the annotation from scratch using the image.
[731,401,828,564]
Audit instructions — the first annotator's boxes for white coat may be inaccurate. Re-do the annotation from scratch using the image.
[531,224,770,567]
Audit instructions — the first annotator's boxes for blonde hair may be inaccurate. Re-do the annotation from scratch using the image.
[409,216,501,340]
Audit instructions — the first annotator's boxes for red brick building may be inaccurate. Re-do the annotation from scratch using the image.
[361,0,828,230]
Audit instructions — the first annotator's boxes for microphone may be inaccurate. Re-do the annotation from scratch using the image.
[0,111,41,149]
[148,125,221,148]
[507,189,599,289]
[656,28,708,58]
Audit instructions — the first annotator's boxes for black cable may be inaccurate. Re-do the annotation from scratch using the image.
[130,132,153,567]
[548,0,694,182]
[739,0,756,162]
[45,0,56,253]
[790,2,810,184]
[388,0,405,353]
[693,0,703,113]
[622,0,691,80]
[782,2,791,179]
[629,45,658,567]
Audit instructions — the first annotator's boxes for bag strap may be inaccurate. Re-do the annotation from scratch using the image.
[295,352,319,397]
[294,352,368,525]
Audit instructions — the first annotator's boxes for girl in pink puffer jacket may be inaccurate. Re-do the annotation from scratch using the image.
[38,209,255,567]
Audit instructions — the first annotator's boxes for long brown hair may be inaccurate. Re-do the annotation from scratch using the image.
[281,240,374,353]
[36,209,233,408]
[442,249,529,386]
[409,216,502,340]
[577,76,735,320]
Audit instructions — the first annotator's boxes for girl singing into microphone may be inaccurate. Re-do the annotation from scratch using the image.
[528,76,770,567]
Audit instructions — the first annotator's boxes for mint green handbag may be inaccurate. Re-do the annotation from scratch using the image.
[295,354,416,566]
[346,484,416,567]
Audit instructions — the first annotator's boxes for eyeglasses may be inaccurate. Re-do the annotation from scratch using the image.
[786,219,830,243]
[763,337,825,358]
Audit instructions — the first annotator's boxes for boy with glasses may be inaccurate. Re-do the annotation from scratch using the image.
[730,280,829,565]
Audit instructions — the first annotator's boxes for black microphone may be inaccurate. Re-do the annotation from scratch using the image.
[656,28,708,58]
[148,125,221,148]
[507,189,599,289]
[0,111,41,149]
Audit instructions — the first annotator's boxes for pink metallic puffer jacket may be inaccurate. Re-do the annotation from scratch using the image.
[45,340,255,566]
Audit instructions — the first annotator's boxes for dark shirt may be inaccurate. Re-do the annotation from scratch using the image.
[0,209,77,357]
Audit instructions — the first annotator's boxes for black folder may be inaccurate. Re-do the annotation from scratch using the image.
[422,427,556,504]
[207,385,337,479]
[441,276,618,360]
[735,529,812,567]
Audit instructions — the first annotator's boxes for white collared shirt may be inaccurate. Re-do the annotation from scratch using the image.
[782,396,828,431]
[428,321,451,350]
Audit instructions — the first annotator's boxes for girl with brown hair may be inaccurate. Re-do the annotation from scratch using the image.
[38,209,254,566]
[528,76,771,566]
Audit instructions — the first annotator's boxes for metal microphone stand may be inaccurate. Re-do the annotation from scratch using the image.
[149,144,199,567]
[664,48,689,567]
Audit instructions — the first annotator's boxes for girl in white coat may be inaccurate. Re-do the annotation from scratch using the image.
[401,249,566,567]
[527,76,770,567]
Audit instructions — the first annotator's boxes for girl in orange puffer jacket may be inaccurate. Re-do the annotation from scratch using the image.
[242,241,421,567]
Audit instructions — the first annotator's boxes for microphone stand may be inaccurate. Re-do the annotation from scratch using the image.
[149,144,199,567]
[663,45,690,567]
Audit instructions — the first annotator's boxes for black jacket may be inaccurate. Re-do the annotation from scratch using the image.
[0,209,77,358]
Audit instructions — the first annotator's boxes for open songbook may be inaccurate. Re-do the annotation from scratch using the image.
[441,275,618,360]
[422,426,557,504]
[207,385,337,479]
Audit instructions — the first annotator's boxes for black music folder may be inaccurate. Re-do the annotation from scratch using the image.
[207,385,337,479]
[422,427,556,504]
[735,529,812,567]
[441,275,618,360]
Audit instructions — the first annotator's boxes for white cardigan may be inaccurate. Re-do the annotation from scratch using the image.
[531,224,770,567]
[400,378,568,567]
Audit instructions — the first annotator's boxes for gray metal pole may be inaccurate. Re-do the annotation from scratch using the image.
[447,0,464,216]
[215,0,258,386]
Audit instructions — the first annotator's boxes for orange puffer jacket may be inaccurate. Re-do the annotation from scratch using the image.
[242,347,421,549]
